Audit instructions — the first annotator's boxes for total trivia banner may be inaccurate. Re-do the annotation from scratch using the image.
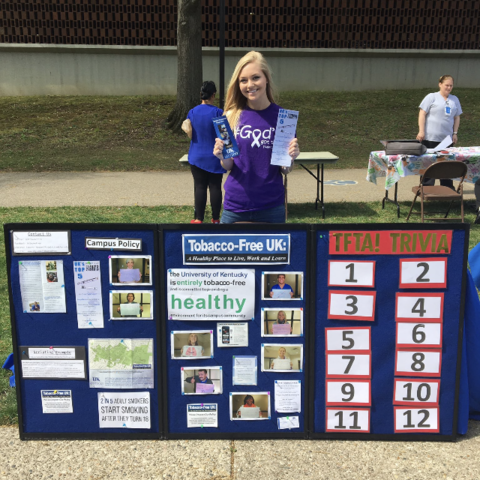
[167,268,255,321]
[182,234,291,264]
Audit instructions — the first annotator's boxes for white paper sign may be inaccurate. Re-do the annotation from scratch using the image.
[274,380,301,413]
[187,404,218,428]
[325,328,371,352]
[271,108,299,167]
[326,354,371,377]
[396,350,441,376]
[394,379,440,405]
[233,356,257,385]
[98,392,150,429]
[28,348,76,359]
[326,408,370,432]
[328,261,375,287]
[22,360,85,379]
[277,416,300,429]
[41,390,73,414]
[271,358,292,370]
[118,268,141,283]
[326,380,371,405]
[394,407,439,432]
[12,231,70,254]
[217,323,249,347]
[19,260,66,313]
[120,303,141,316]
[400,260,447,287]
[74,261,104,329]
[329,292,375,319]
[167,269,255,321]
[396,294,443,320]
[397,323,442,348]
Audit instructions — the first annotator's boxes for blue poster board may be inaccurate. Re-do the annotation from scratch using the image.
[311,225,468,440]
[4,223,468,440]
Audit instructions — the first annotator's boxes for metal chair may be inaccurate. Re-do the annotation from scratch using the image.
[406,161,468,223]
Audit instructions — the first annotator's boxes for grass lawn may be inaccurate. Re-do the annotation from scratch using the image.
[1,89,480,172]
[0,204,479,425]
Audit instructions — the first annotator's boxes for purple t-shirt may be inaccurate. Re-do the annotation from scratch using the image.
[223,103,284,212]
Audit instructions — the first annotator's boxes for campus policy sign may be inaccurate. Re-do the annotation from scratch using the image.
[167,268,255,321]
[182,234,291,264]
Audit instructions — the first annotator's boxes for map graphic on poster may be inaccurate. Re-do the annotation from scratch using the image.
[88,338,154,389]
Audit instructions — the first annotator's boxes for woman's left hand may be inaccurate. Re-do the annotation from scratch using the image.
[453,134,458,145]
[288,138,300,161]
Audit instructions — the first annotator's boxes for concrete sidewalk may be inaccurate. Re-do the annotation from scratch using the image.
[0,169,476,207]
[1,423,480,480]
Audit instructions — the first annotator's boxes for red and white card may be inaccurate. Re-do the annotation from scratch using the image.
[325,408,370,433]
[394,407,439,433]
[328,291,376,321]
[395,292,444,323]
[399,258,447,289]
[393,378,440,406]
[325,327,371,353]
[328,261,376,288]
[326,353,371,379]
[396,322,443,349]
[394,349,442,377]
[325,380,371,406]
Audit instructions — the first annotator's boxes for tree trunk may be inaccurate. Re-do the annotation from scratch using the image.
[165,0,203,133]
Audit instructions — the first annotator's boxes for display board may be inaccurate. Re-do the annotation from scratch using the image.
[311,225,468,441]
[4,223,468,441]
[5,224,161,439]
[161,225,309,439]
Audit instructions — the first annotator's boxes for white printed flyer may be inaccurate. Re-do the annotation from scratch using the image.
[167,269,255,321]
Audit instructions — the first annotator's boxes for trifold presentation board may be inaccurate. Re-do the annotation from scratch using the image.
[4,223,469,441]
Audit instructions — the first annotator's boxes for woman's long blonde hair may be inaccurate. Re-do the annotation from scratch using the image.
[224,51,277,132]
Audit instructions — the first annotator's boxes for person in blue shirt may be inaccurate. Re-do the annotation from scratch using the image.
[270,274,294,298]
[183,81,226,224]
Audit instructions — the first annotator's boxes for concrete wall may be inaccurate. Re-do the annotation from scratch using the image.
[1,44,480,96]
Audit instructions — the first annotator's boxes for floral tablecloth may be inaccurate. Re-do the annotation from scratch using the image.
[366,146,480,190]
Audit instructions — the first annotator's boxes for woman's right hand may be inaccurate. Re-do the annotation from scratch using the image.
[213,138,225,161]
[416,131,425,141]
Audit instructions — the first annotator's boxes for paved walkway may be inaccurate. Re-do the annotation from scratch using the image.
[0,169,476,207]
[1,423,480,479]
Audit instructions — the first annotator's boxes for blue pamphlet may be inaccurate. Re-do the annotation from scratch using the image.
[212,116,239,159]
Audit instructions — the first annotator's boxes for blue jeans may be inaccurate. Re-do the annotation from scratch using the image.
[221,204,286,224]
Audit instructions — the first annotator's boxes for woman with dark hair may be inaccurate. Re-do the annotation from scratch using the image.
[237,394,262,418]
[183,81,226,224]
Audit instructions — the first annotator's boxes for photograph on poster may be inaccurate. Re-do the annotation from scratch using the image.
[109,255,152,285]
[181,367,222,395]
[261,344,303,372]
[217,323,249,347]
[110,291,153,320]
[230,392,270,420]
[171,331,213,359]
[261,308,303,336]
[262,272,303,300]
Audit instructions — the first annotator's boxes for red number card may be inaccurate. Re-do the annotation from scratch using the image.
[328,291,376,321]
[399,258,447,289]
[395,293,444,323]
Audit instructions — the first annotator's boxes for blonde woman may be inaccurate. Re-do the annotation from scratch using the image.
[213,51,300,223]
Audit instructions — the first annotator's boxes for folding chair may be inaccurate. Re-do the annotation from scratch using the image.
[406,161,468,223]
